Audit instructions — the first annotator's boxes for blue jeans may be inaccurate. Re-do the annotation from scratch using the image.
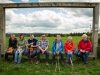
[25,50,37,59]
[52,52,64,62]
[66,52,73,62]
[37,49,49,62]
[78,51,90,64]
[14,49,25,64]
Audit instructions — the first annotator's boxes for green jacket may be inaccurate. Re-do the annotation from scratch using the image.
[17,39,27,50]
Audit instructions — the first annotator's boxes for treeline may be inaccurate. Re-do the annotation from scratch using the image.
[6,32,92,37]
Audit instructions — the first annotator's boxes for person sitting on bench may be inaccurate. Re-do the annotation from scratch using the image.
[52,35,64,66]
[14,34,27,64]
[25,34,38,63]
[77,34,92,66]
[36,34,49,66]
[5,34,17,61]
[64,36,74,65]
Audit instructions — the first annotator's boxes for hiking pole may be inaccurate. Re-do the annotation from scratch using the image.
[70,57,73,66]
[55,55,60,72]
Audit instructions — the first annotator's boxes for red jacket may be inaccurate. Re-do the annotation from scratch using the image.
[78,39,92,51]
[64,41,74,52]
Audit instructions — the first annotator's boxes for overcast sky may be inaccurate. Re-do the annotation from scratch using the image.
[0,0,100,33]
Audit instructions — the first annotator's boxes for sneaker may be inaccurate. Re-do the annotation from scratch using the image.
[46,62,49,66]
[35,61,40,65]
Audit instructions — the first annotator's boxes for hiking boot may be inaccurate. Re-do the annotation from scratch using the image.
[46,62,49,66]
[35,61,40,65]
[30,58,34,63]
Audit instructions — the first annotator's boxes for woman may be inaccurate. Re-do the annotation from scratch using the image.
[5,34,17,61]
[64,36,74,64]
[52,35,64,66]
[77,34,92,66]
[14,34,27,64]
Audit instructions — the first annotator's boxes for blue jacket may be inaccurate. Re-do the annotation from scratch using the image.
[52,40,64,52]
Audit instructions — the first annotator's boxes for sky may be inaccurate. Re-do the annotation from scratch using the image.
[0,0,100,33]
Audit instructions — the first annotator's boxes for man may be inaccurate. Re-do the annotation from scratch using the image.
[25,34,38,63]
[77,34,92,66]
[5,34,17,61]
[52,35,64,65]
[36,34,49,66]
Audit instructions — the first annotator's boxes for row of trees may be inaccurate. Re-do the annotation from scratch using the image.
[6,32,92,37]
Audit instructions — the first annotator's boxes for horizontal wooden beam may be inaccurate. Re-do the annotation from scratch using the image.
[0,2,99,8]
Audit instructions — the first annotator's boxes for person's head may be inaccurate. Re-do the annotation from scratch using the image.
[56,35,61,41]
[41,34,46,40]
[68,36,72,42]
[20,34,24,40]
[30,34,34,39]
[10,34,15,39]
[82,34,87,40]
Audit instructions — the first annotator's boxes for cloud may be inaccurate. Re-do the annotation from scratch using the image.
[0,0,14,3]
[5,8,93,33]
[21,0,29,2]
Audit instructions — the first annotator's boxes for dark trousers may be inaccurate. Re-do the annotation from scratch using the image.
[37,49,49,62]
[52,52,64,63]
[25,50,37,59]
[4,49,16,61]
[77,51,90,64]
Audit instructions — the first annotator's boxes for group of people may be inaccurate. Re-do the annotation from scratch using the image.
[4,33,92,66]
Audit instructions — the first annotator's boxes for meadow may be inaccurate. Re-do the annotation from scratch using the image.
[0,36,100,75]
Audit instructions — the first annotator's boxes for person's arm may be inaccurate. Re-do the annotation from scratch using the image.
[59,41,64,52]
[37,40,43,51]
[85,40,92,51]
[44,40,49,51]
[70,42,74,51]
[14,39,17,49]
[78,40,81,51]
[64,42,68,52]
[52,41,56,52]
[8,38,11,48]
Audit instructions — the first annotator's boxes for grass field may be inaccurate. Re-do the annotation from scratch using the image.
[0,36,100,75]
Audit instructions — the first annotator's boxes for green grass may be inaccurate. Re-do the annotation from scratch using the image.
[1,36,100,75]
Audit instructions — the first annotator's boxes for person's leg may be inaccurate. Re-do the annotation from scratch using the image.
[31,50,37,58]
[77,51,84,62]
[12,49,17,61]
[14,50,18,63]
[84,51,90,64]
[36,49,41,65]
[59,52,64,65]
[4,51,9,61]
[17,50,25,64]
[52,52,56,63]
[68,52,73,61]
[66,52,70,62]
[44,50,49,62]
[25,50,31,59]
